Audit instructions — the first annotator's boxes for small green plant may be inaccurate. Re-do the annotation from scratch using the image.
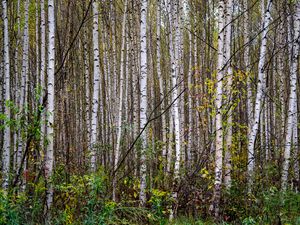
[0,190,22,225]
[242,216,256,225]
[149,188,170,224]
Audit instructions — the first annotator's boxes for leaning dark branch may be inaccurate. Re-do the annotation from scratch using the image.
[13,93,48,188]
[55,0,93,83]
[112,82,186,177]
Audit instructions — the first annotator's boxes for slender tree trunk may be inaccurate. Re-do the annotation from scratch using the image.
[244,0,253,145]
[187,5,193,169]
[131,12,140,177]
[45,0,55,218]
[2,0,11,190]
[83,27,91,148]
[265,99,270,161]
[113,0,128,201]
[36,0,40,91]
[247,0,272,191]
[91,0,100,172]
[224,0,233,188]
[166,116,173,175]
[13,0,21,171]
[17,0,30,172]
[157,0,167,169]
[211,0,225,218]
[139,0,148,207]
[40,0,47,151]
[293,103,299,188]
[281,2,300,191]
[169,0,182,219]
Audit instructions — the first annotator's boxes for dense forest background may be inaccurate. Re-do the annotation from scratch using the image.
[1,0,300,224]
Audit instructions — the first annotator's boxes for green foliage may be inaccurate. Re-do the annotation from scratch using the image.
[261,188,300,224]
[0,168,158,225]
[0,183,46,224]
[0,191,21,225]
[166,217,207,225]
[222,180,300,224]
[241,216,256,225]
[149,188,171,224]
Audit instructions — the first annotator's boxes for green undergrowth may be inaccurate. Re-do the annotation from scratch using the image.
[0,170,300,225]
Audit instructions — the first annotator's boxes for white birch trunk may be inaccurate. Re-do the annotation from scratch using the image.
[45,0,55,216]
[224,0,233,188]
[131,16,140,177]
[83,27,91,147]
[166,116,174,174]
[187,7,193,168]
[247,0,272,191]
[111,1,118,135]
[211,0,225,218]
[293,104,299,186]
[157,0,167,166]
[13,0,21,172]
[17,0,30,171]
[91,0,100,172]
[113,0,128,201]
[166,0,174,176]
[244,0,253,142]
[278,21,285,146]
[172,0,181,183]
[40,0,47,151]
[2,0,11,190]
[265,100,270,161]
[139,0,148,206]
[281,2,300,191]
[169,0,182,219]
[36,0,40,89]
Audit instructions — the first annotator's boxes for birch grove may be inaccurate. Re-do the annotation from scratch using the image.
[0,0,300,223]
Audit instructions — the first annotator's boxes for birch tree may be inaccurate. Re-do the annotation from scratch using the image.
[224,0,233,188]
[156,0,167,168]
[281,1,300,191]
[169,0,182,219]
[83,27,91,148]
[187,2,193,169]
[17,0,30,171]
[113,0,128,201]
[211,0,225,218]
[12,0,21,172]
[247,0,272,191]
[2,0,11,190]
[45,0,55,216]
[40,0,47,149]
[139,0,148,207]
[91,0,100,172]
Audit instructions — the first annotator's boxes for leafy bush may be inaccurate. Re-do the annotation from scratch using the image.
[149,188,171,224]
[222,180,300,224]
[0,190,21,225]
